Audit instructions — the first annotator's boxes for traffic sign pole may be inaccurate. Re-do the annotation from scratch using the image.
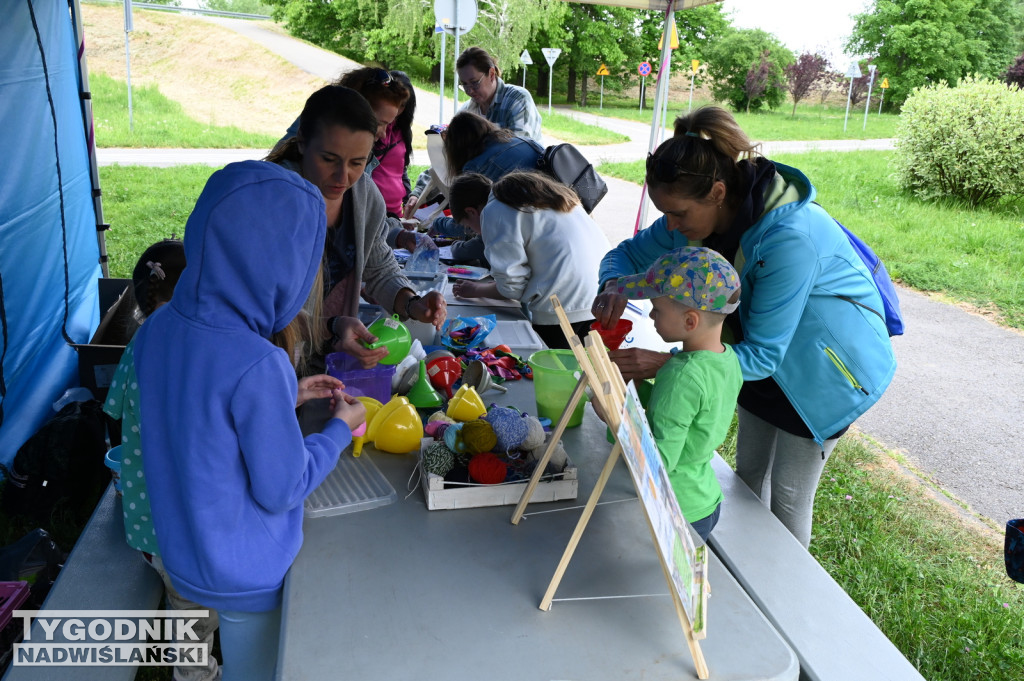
[600,75,604,109]
[637,61,652,112]
[688,59,699,113]
[862,64,876,131]
[842,61,862,133]
[541,48,561,115]
[438,26,447,124]
[878,77,888,115]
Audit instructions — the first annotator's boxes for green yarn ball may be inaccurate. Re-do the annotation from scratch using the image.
[423,441,456,477]
[461,419,497,454]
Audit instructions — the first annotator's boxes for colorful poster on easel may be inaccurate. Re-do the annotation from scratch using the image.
[616,381,708,633]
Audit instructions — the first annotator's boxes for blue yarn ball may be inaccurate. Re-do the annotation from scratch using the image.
[484,407,529,452]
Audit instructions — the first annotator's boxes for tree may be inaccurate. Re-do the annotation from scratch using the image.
[706,28,793,111]
[1006,53,1024,88]
[846,0,1021,108]
[742,51,775,114]
[558,4,634,106]
[202,0,272,13]
[785,52,830,115]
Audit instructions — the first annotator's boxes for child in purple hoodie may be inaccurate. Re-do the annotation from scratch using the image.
[133,161,365,680]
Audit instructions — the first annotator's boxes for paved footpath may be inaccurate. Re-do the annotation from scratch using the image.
[97,17,1020,528]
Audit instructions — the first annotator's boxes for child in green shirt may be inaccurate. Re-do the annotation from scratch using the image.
[613,246,743,541]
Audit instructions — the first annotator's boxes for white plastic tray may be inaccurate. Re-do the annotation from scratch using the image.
[305,452,396,518]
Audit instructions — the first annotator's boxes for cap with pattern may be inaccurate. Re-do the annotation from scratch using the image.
[615,246,741,314]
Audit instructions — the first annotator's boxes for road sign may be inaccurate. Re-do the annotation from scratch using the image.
[541,48,561,67]
[597,64,610,76]
[638,61,652,77]
[433,0,476,35]
[691,59,700,75]
[658,20,679,50]
[881,77,889,89]
[845,61,862,79]
[520,49,533,66]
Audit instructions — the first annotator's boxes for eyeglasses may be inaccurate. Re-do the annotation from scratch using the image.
[459,76,485,93]
[373,69,393,86]
[645,152,715,185]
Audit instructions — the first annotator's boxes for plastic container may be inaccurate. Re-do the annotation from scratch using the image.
[104,445,123,494]
[326,352,396,404]
[529,350,589,428]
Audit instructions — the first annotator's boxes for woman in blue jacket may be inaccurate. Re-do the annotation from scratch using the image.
[593,107,896,548]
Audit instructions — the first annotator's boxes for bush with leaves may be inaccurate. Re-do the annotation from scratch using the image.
[706,28,793,111]
[786,52,830,115]
[1007,54,1024,89]
[895,76,1024,205]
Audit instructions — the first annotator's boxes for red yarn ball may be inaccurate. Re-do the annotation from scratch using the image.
[468,452,507,485]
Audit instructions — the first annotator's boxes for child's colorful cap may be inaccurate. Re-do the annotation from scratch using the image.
[615,246,741,314]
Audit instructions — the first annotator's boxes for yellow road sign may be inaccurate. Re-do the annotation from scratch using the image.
[658,20,679,50]
[880,77,889,89]
[691,59,700,74]
[597,64,610,76]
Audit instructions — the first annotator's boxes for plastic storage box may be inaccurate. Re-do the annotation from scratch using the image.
[325,352,396,404]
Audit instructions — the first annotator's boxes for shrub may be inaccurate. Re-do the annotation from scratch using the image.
[894,76,1024,206]
[1006,54,1024,90]
[706,28,793,112]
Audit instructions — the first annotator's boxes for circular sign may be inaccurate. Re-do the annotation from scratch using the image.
[638,62,652,77]
[434,0,477,36]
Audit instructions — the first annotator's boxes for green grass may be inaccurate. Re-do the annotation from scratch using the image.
[92,73,280,149]
[715,424,1024,681]
[542,110,629,145]
[575,93,901,141]
[100,164,213,276]
[599,151,1024,328]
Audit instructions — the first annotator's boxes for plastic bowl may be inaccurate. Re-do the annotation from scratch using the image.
[528,350,588,427]
[104,445,123,494]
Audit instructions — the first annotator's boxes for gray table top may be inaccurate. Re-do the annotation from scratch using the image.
[279,350,798,681]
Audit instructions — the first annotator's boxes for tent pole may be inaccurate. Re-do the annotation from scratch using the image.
[69,0,110,278]
[635,0,676,234]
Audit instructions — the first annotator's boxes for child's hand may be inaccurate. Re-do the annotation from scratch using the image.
[296,374,344,407]
[452,281,480,299]
[330,389,366,431]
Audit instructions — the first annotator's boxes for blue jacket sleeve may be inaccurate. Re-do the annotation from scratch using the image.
[232,354,348,513]
[598,216,691,287]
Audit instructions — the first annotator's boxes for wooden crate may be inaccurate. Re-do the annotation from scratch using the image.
[418,438,578,510]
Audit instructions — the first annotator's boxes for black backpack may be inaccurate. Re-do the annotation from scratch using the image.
[537,143,609,213]
[0,399,109,523]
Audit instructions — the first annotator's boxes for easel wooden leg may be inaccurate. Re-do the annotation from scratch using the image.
[538,441,623,611]
[511,374,588,525]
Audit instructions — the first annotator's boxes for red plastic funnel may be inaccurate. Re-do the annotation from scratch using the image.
[590,319,633,350]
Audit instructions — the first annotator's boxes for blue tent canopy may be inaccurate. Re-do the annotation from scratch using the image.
[0,0,103,466]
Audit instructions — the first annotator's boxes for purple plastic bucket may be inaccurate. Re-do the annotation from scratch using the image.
[325,352,395,404]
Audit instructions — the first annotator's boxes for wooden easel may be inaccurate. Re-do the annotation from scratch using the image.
[510,296,709,679]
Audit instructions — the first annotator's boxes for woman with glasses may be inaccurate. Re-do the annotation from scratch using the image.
[402,47,542,218]
[456,46,541,142]
[267,86,446,366]
[592,106,896,548]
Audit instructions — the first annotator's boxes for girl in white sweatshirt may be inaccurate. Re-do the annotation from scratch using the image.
[449,171,609,348]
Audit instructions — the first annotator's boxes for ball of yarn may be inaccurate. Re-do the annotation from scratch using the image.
[460,419,497,454]
[520,415,546,451]
[484,407,529,452]
[423,441,456,477]
[468,452,507,485]
[424,420,450,439]
[428,411,456,424]
[443,422,465,453]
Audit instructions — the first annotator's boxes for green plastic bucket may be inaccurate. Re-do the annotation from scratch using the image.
[529,349,588,428]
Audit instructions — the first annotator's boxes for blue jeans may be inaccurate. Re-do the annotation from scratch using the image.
[219,607,282,681]
[689,503,721,542]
